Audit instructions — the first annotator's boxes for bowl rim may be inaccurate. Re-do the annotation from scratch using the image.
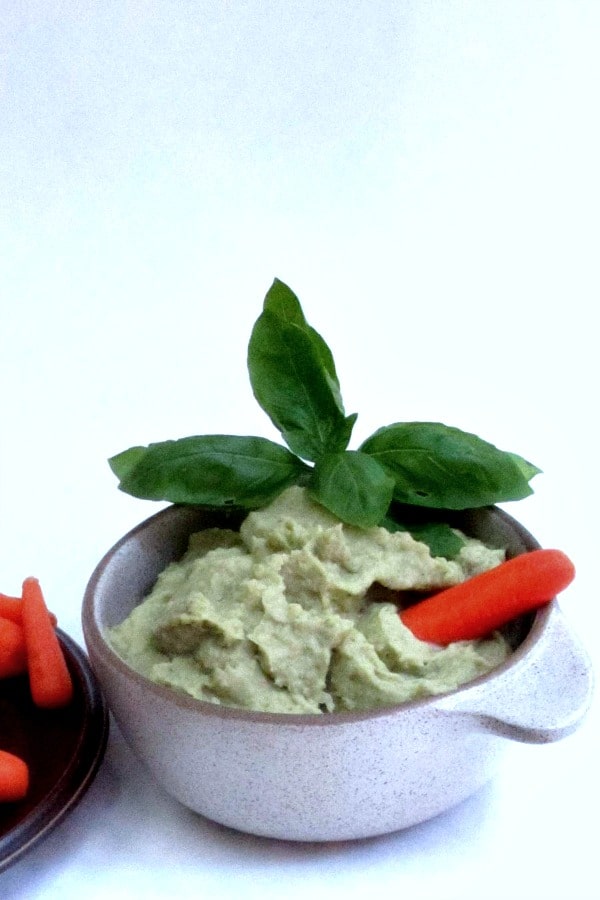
[82,502,553,727]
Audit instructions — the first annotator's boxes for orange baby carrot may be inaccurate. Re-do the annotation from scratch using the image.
[400,549,575,645]
[0,593,58,627]
[0,594,23,623]
[0,617,28,678]
[21,577,73,708]
[0,750,29,803]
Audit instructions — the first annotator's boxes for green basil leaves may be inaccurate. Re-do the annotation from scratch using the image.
[308,451,395,528]
[109,278,541,558]
[109,435,309,508]
[247,281,357,461]
[359,422,540,509]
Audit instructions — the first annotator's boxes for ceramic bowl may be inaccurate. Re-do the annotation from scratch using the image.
[82,504,593,842]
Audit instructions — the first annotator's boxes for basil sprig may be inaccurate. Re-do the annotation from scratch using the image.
[109,279,540,558]
[247,282,357,461]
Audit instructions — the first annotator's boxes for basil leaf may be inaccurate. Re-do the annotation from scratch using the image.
[248,307,356,461]
[360,422,538,509]
[507,452,542,481]
[263,278,343,410]
[109,435,308,507]
[380,516,466,560]
[308,450,395,528]
[108,445,147,481]
[263,278,306,325]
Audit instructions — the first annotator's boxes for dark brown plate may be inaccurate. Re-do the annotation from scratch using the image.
[0,630,109,872]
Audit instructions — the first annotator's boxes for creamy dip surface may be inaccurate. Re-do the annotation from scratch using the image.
[109,486,510,714]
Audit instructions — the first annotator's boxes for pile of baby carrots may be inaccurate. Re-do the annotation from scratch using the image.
[0,578,73,804]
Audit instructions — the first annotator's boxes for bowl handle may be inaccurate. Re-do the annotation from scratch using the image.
[435,604,594,743]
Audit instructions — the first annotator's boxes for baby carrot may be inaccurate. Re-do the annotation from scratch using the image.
[21,577,73,709]
[400,548,575,645]
[0,617,28,678]
[0,593,58,627]
[0,750,29,803]
[0,594,24,623]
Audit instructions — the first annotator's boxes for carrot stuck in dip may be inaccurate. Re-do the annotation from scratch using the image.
[0,750,29,803]
[21,577,73,709]
[400,549,575,645]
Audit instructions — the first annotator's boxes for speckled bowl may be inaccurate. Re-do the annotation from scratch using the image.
[82,504,593,841]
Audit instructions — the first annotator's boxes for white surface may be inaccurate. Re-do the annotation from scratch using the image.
[1,1,598,897]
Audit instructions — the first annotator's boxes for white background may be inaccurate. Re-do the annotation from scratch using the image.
[1,2,598,897]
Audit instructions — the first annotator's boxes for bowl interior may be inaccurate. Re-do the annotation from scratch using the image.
[91,505,246,631]
[86,502,540,652]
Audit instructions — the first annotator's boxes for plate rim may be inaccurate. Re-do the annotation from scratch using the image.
[0,629,110,874]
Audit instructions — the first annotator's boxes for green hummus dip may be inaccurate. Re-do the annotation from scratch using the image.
[109,486,510,714]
